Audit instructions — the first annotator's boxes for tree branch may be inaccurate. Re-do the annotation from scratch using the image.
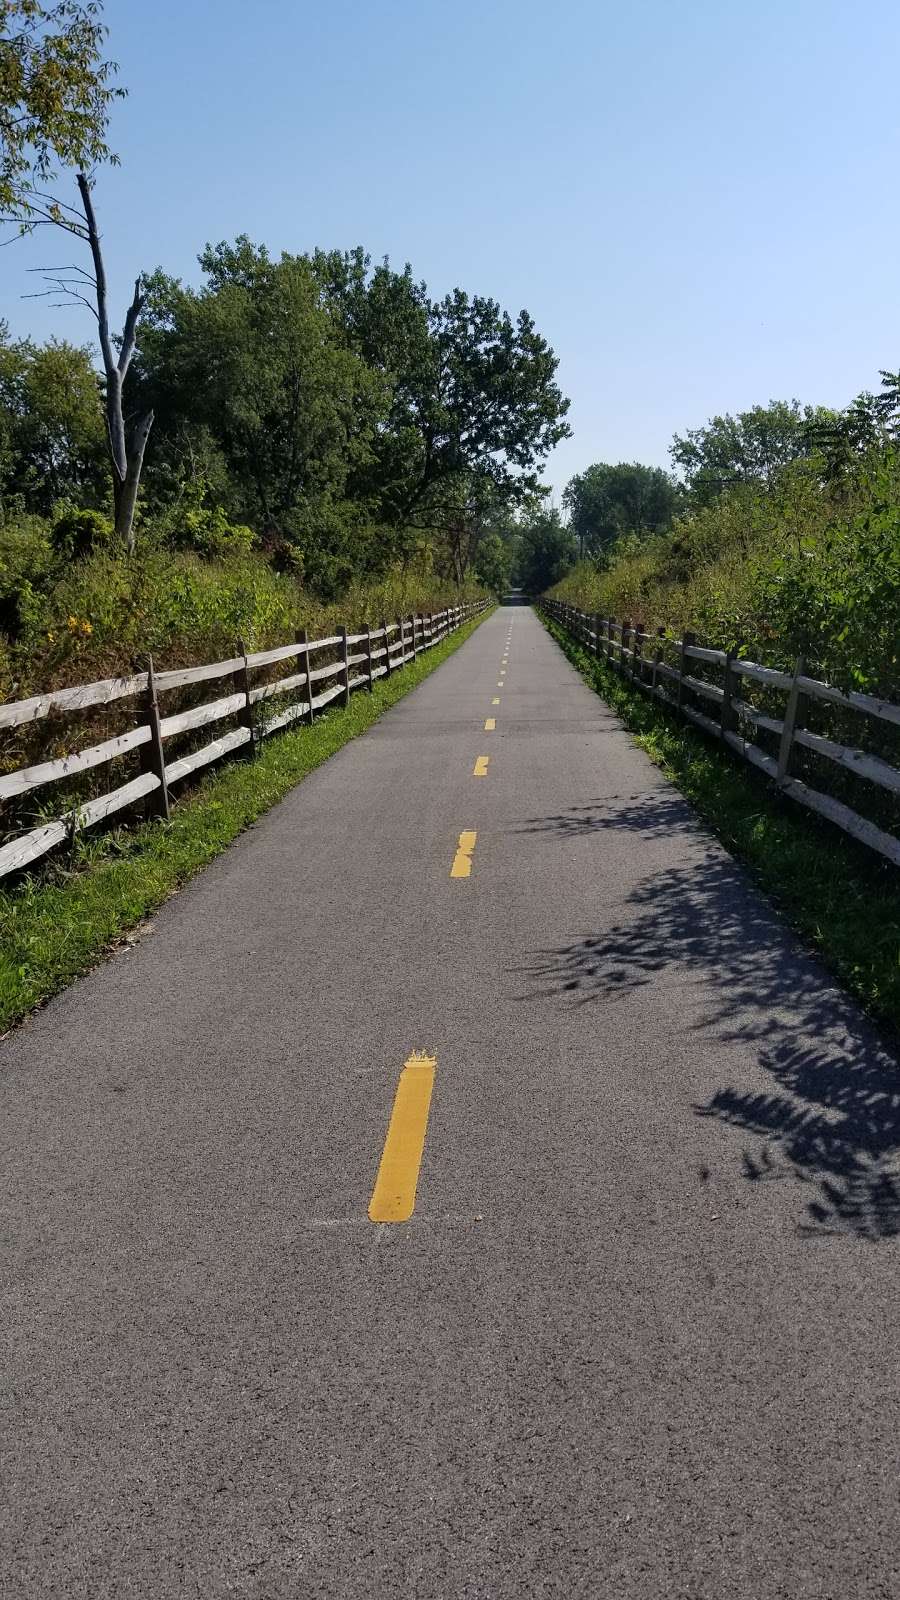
[117,277,144,377]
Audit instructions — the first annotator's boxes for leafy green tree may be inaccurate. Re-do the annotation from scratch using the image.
[0,1,122,217]
[516,507,576,593]
[0,325,106,514]
[137,242,389,593]
[139,241,571,592]
[307,251,571,544]
[803,374,900,486]
[670,400,819,505]
[404,289,571,536]
[563,461,678,558]
[473,530,514,596]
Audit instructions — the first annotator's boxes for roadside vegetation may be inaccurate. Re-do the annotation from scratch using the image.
[549,391,900,700]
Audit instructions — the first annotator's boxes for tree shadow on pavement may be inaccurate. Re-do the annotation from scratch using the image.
[517,789,700,845]
[518,793,900,1241]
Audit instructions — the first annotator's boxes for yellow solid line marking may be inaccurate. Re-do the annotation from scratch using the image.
[450,829,477,878]
[473,755,489,777]
[492,696,500,705]
[368,1053,437,1223]
[484,718,495,731]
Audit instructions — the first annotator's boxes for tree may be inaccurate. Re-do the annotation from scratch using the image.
[26,172,153,550]
[0,323,106,514]
[473,529,516,596]
[563,461,678,558]
[136,241,388,592]
[138,241,572,591]
[516,507,576,593]
[670,400,818,506]
[803,374,900,486]
[0,0,121,217]
[307,252,572,555]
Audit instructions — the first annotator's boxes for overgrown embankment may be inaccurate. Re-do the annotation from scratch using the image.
[1,525,483,705]
[550,452,900,701]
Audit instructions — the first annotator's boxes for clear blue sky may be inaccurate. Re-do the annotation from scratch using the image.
[3,0,899,496]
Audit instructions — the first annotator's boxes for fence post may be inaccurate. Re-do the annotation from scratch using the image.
[777,657,805,783]
[652,627,665,691]
[593,613,601,660]
[298,627,314,726]
[411,614,419,661]
[365,622,374,691]
[677,631,695,710]
[234,637,256,757]
[383,619,392,679]
[632,626,643,684]
[140,654,170,820]
[721,645,739,738]
[622,620,631,675]
[339,625,351,707]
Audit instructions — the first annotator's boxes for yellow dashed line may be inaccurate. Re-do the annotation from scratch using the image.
[484,718,495,731]
[473,755,489,777]
[450,829,477,878]
[492,696,500,705]
[368,1053,436,1223]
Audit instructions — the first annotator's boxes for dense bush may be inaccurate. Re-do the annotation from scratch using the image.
[550,449,900,699]
[0,532,484,704]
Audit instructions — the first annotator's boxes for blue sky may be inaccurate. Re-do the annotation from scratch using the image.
[2,0,899,496]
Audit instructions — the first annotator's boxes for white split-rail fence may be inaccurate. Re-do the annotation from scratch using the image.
[0,601,490,881]
[543,598,900,869]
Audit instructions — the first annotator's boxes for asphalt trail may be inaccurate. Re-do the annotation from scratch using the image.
[3,604,900,1598]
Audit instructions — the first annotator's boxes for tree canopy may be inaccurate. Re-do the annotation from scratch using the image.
[516,507,576,593]
[669,400,821,505]
[0,1,122,217]
[563,461,679,557]
[0,322,105,515]
[134,241,571,594]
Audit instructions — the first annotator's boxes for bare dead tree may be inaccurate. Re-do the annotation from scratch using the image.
[13,174,153,553]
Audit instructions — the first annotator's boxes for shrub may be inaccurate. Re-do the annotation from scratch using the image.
[50,505,114,563]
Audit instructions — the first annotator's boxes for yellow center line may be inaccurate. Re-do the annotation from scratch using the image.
[492,696,500,705]
[473,755,489,776]
[368,1053,437,1223]
[484,717,495,730]
[450,829,477,877]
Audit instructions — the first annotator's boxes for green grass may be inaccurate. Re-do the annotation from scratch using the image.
[541,610,900,1039]
[0,612,490,1033]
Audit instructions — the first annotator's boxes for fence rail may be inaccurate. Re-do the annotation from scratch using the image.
[543,599,900,869]
[0,601,489,881]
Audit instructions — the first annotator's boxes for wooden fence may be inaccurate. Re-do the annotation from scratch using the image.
[0,601,489,881]
[543,598,900,869]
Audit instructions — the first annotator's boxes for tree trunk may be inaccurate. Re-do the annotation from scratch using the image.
[114,410,154,554]
[76,174,150,554]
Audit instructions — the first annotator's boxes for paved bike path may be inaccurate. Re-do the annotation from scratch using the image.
[3,604,899,1598]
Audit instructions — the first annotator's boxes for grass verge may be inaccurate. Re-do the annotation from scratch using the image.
[541,610,900,1039]
[0,612,490,1033]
